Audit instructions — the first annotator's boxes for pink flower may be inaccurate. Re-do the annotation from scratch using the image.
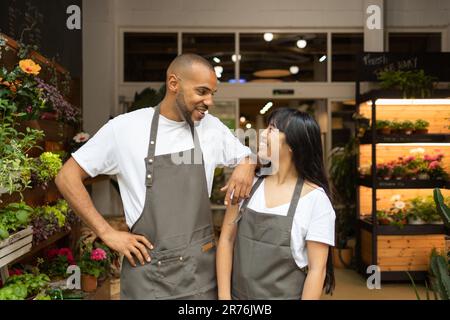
[429,161,440,170]
[90,248,107,261]
[404,156,415,163]
[25,106,33,114]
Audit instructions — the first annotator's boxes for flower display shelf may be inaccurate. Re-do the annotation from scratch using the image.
[0,226,33,283]
[358,177,448,189]
[355,88,450,281]
[360,218,446,235]
[360,133,450,144]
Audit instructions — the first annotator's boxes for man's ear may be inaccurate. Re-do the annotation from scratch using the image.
[167,74,179,93]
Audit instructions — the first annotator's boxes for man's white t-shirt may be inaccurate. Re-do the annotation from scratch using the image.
[72,107,251,229]
[241,178,335,269]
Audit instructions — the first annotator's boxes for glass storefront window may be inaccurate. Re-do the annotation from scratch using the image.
[124,32,178,82]
[388,32,441,52]
[332,33,363,82]
[182,33,235,82]
[239,33,327,83]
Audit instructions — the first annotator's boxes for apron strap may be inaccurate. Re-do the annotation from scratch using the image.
[287,177,304,218]
[233,176,263,223]
[145,105,161,187]
[145,105,204,187]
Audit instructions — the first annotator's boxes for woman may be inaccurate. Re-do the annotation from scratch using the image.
[217,108,335,300]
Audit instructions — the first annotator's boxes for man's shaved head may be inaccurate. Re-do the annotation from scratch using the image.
[166,53,214,80]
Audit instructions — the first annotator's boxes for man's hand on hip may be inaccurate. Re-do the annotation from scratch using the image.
[100,229,153,267]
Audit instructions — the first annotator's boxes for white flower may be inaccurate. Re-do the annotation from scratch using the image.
[73,132,90,143]
[394,201,405,210]
[409,147,425,155]
[390,194,401,202]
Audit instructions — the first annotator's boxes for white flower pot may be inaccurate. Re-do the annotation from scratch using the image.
[408,217,425,225]
[417,173,430,180]
[429,220,444,225]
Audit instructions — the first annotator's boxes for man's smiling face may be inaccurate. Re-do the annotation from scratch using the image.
[175,62,218,125]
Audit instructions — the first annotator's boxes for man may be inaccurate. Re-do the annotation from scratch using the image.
[55,54,256,299]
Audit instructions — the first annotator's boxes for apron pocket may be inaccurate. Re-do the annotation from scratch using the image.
[192,235,217,290]
[151,247,196,299]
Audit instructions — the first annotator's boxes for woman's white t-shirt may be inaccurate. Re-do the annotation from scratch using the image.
[241,178,335,269]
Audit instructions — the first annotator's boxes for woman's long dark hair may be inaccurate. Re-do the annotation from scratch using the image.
[266,107,335,295]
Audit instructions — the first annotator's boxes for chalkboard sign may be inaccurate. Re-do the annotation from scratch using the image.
[357,52,450,82]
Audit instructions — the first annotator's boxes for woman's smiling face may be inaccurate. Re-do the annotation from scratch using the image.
[258,124,290,163]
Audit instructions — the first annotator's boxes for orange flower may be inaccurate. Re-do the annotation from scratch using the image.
[19,59,41,75]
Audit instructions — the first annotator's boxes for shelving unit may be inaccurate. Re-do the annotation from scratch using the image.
[355,89,450,281]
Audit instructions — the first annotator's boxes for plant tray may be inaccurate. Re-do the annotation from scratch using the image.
[0,226,33,268]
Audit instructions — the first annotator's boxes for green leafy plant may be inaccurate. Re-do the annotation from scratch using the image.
[434,188,450,228]
[428,249,450,300]
[1,273,50,300]
[375,120,391,130]
[0,121,44,194]
[33,151,62,185]
[408,196,443,223]
[414,119,429,131]
[129,85,166,112]
[400,120,415,131]
[329,138,357,249]
[0,202,33,240]
[32,199,69,228]
[392,165,407,179]
[378,69,437,98]
[37,247,76,279]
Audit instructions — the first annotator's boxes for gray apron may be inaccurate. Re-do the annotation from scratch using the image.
[120,105,217,300]
[232,176,307,300]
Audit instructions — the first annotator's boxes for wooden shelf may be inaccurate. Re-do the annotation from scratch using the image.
[8,230,71,266]
[359,218,446,235]
[358,89,450,104]
[360,133,450,144]
[358,176,448,189]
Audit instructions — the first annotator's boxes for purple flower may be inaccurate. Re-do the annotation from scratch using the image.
[34,77,80,123]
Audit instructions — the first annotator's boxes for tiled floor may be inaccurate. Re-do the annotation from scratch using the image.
[111,268,429,300]
[321,268,428,300]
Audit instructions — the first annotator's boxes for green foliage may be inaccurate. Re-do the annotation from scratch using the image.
[34,151,62,184]
[375,120,391,129]
[434,188,450,228]
[428,249,450,300]
[129,85,166,112]
[0,273,50,300]
[329,138,357,248]
[0,202,33,240]
[414,119,429,130]
[33,199,69,228]
[378,69,437,98]
[408,196,444,223]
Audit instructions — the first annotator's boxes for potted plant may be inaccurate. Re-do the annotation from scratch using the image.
[401,120,415,135]
[390,120,405,135]
[376,163,392,180]
[414,119,430,134]
[37,247,76,281]
[416,162,431,180]
[375,120,391,135]
[329,138,357,269]
[376,210,391,225]
[407,197,427,225]
[378,69,436,98]
[428,162,449,181]
[78,243,111,292]
[392,165,407,180]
